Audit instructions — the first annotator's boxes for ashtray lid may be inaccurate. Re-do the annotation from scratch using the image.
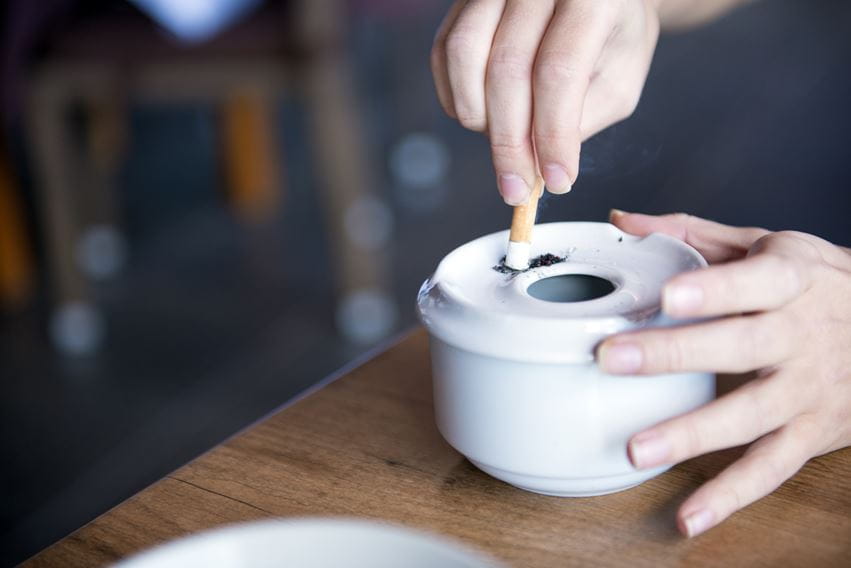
[416,222,706,364]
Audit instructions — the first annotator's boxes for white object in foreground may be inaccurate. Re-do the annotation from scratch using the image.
[115,518,502,568]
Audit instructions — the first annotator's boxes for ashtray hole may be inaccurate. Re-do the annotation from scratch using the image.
[527,274,615,303]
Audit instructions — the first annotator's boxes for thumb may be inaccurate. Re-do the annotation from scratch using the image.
[609,210,770,263]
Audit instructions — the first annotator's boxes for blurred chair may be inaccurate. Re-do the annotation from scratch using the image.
[24,0,393,354]
[0,149,35,311]
[221,90,281,222]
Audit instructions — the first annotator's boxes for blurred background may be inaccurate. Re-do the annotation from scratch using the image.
[1,0,849,564]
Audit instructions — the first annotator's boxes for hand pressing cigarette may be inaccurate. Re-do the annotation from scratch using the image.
[432,0,748,204]
[433,1,671,204]
[431,0,751,269]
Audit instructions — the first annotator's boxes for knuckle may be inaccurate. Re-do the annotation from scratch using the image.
[488,46,534,82]
[761,252,806,299]
[772,229,810,242]
[719,481,744,513]
[658,332,688,372]
[758,230,821,259]
[572,0,621,24]
[658,212,695,245]
[534,124,580,141]
[791,413,827,450]
[740,317,776,369]
[597,0,626,20]
[761,456,786,493]
[739,228,772,254]
[681,418,705,459]
[748,233,772,255]
[755,452,787,495]
[665,212,694,228]
[533,57,585,89]
[773,251,802,283]
[444,30,476,63]
[456,112,487,131]
[533,131,580,172]
[746,382,771,430]
[489,133,530,161]
[741,378,774,435]
[701,270,732,309]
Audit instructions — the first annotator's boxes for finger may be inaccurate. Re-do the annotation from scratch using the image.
[677,416,821,537]
[431,0,467,118]
[610,210,769,263]
[625,370,806,471]
[487,0,555,205]
[443,0,506,131]
[598,312,797,375]
[533,0,612,193]
[661,252,811,318]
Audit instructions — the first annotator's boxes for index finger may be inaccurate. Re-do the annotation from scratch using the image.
[486,0,555,205]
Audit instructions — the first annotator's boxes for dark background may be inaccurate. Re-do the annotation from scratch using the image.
[1,0,849,565]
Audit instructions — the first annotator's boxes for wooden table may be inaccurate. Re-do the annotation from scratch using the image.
[26,329,851,567]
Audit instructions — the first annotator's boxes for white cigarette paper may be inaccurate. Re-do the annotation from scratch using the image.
[505,240,531,270]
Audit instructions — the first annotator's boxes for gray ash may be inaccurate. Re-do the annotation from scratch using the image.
[493,252,566,274]
[529,253,566,268]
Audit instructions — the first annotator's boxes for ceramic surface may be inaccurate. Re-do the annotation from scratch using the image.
[114,518,502,568]
[417,222,715,496]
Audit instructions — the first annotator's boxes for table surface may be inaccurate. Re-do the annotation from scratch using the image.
[26,329,851,567]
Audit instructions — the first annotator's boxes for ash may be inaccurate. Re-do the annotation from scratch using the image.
[493,252,567,274]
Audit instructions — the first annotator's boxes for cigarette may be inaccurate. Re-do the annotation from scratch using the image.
[505,176,544,270]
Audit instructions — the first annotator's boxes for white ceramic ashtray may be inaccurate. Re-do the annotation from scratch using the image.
[114,518,502,568]
[417,222,715,497]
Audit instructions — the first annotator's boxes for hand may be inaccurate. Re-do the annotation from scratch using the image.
[431,0,660,204]
[600,211,851,537]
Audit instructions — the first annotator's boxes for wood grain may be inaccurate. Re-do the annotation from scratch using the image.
[25,329,851,567]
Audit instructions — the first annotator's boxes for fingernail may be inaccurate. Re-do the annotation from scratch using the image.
[628,431,671,469]
[499,174,531,205]
[609,208,628,221]
[663,283,704,316]
[599,342,642,374]
[683,509,715,537]
[542,164,572,194]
